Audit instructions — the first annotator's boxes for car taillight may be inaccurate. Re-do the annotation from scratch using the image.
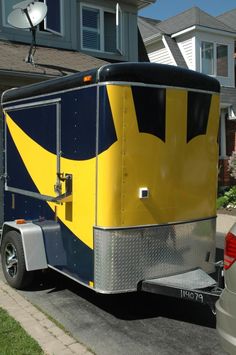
[224,231,236,270]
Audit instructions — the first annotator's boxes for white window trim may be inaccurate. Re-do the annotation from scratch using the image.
[80,2,123,54]
[43,0,64,36]
[200,41,229,78]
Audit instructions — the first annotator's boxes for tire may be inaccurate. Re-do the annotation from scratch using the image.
[1,230,34,289]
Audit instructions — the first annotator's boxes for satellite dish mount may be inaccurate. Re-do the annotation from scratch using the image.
[23,6,37,64]
[8,1,48,64]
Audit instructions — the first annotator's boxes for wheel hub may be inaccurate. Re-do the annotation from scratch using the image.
[4,243,18,278]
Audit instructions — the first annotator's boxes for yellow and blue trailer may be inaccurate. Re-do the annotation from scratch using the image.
[0,63,223,308]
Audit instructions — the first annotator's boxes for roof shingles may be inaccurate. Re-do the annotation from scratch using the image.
[0,41,108,77]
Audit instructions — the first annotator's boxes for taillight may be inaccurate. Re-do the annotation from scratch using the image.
[224,231,236,270]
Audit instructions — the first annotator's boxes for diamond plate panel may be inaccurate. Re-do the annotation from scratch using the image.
[94,218,216,293]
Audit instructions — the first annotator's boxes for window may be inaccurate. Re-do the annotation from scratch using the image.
[104,11,116,52]
[217,44,228,77]
[201,41,228,77]
[40,0,63,35]
[201,42,214,75]
[82,6,101,50]
[81,3,123,54]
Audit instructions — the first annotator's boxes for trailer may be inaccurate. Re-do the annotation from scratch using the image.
[0,63,222,308]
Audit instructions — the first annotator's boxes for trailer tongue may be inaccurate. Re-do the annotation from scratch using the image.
[141,267,223,312]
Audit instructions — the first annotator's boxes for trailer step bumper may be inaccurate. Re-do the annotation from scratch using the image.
[141,268,222,310]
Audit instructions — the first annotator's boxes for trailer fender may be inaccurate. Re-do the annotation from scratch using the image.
[1,221,48,271]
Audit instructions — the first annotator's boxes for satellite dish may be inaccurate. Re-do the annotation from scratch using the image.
[13,0,35,10]
[8,2,47,29]
[7,1,47,64]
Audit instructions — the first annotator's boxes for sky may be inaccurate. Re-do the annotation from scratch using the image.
[139,0,236,20]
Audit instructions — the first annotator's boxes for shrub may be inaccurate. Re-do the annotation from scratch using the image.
[217,186,236,209]
[228,151,236,179]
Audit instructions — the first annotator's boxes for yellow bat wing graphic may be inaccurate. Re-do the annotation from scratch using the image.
[6,113,96,249]
[97,85,220,226]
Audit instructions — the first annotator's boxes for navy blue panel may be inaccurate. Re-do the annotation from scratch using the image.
[60,87,97,160]
[4,191,54,222]
[46,0,61,33]
[187,92,211,143]
[6,129,40,193]
[58,223,94,283]
[132,86,166,142]
[98,86,117,152]
[60,86,117,160]
[8,105,57,154]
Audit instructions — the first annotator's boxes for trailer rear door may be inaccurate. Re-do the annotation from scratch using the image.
[4,99,61,201]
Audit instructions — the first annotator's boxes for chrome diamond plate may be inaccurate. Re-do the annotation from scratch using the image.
[94,218,216,293]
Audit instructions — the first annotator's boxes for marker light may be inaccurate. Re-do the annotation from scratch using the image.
[15,219,26,224]
[83,75,92,83]
[224,231,236,270]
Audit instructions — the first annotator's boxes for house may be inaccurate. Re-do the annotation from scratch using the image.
[0,0,157,96]
[139,7,236,186]
[1,0,155,63]
[0,0,156,223]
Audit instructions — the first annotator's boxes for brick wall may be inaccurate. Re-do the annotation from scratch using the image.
[219,119,236,187]
[218,158,236,186]
[226,119,236,155]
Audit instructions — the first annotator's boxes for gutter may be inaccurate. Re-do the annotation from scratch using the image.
[171,25,236,39]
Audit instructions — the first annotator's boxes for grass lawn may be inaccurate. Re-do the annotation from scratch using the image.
[0,307,44,355]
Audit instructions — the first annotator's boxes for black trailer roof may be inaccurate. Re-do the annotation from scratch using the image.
[1,63,220,104]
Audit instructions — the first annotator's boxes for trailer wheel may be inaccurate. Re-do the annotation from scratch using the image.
[1,230,33,289]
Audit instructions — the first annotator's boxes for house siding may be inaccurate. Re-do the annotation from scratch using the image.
[177,37,195,70]
[147,42,175,65]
